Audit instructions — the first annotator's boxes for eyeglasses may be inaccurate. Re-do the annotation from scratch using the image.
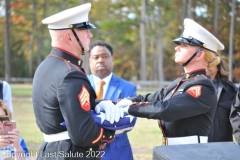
[0,115,10,122]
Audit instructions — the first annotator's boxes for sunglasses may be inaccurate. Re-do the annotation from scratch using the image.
[0,115,10,122]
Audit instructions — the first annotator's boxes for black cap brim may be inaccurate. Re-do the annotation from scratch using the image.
[70,21,96,30]
[173,37,199,46]
[76,22,96,30]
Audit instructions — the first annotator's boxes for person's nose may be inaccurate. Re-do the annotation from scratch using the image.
[89,32,93,38]
[175,45,180,51]
[97,57,105,63]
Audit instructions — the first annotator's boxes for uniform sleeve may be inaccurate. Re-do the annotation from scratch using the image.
[128,84,216,122]
[2,81,13,116]
[230,91,240,145]
[128,88,165,102]
[57,71,115,147]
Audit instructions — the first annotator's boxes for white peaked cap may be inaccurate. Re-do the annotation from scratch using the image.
[173,18,224,53]
[42,3,95,30]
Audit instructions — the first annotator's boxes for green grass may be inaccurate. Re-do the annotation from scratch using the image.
[11,83,32,97]
[11,83,163,160]
[13,100,43,149]
[128,118,162,160]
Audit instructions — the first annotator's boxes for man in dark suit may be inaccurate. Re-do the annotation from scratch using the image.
[88,40,136,160]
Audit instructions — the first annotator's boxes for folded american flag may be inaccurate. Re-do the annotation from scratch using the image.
[61,110,137,134]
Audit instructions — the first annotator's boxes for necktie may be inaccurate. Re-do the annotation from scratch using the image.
[96,80,105,100]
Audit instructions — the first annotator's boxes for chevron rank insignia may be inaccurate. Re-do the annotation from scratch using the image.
[78,85,90,111]
[186,85,202,98]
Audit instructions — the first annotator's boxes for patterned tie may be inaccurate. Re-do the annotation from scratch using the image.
[96,80,105,100]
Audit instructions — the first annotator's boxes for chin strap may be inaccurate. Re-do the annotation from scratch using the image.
[181,47,203,67]
[70,29,85,55]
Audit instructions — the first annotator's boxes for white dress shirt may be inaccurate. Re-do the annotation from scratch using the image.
[92,73,113,99]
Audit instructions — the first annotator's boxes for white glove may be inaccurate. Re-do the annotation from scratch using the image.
[95,101,124,124]
[119,106,130,114]
[116,98,133,108]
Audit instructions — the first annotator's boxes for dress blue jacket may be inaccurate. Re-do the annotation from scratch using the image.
[88,73,136,160]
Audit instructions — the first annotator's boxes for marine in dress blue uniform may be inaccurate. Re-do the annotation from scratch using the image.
[117,18,225,145]
[32,4,117,160]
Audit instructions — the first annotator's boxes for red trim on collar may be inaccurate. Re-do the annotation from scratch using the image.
[52,47,83,61]
[50,54,82,71]
[181,68,206,75]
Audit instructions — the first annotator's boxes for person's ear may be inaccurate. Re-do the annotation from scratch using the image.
[111,55,114,62]
[64,33,72,44]
[196,50,205,60]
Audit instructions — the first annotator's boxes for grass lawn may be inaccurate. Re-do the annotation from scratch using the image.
[11,83,163,160]
[128,118,162,160]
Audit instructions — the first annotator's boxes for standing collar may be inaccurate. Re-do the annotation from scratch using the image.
[181,69,206,80]
[50,47,83,67]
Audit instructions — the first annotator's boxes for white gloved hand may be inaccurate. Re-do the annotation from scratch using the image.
[119,106,130,114]
[95,100,124,124]
[116,98,133,108]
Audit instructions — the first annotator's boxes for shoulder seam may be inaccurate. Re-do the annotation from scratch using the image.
[50,54,81,71]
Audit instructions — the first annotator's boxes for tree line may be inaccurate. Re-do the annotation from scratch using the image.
[1,0,240,83]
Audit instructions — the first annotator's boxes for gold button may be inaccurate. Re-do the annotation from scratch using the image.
[89,148,92,151]
[67,61,70,63]
[78,60,81,65]
[103,135,105,138]
[109,135,112,139]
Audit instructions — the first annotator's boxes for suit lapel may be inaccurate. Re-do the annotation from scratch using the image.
[104,74,119,100]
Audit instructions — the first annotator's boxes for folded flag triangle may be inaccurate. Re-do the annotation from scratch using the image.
[60,110,137,134]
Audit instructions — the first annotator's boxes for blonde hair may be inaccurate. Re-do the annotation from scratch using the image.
[204,49,221,68]
[0,100,12,119]
[217,60,230,82]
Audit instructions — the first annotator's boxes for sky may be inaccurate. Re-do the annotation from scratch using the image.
[0,1,4,18]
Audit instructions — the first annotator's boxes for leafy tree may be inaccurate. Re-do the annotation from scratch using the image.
[0,0,239,83]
